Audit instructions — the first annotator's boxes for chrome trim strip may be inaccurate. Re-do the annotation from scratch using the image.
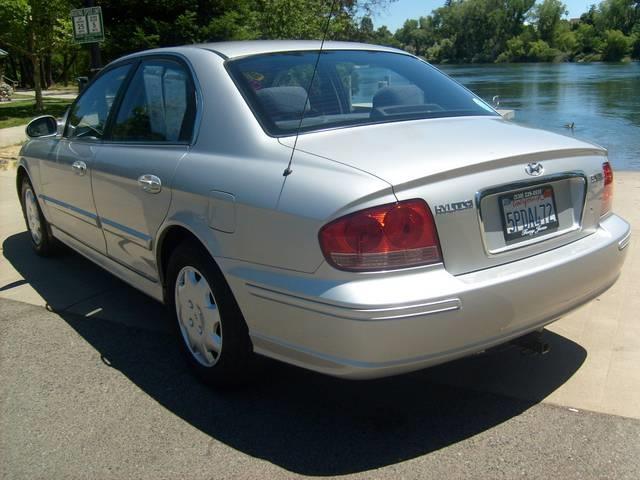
[246,283,461,321]
[39,194,99,225]
[475,171,588,256]
[101,217,153,249]
[618,230,631,251]
[40,194,152,249]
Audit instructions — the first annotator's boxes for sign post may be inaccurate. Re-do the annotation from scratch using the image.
[71,4,104,78]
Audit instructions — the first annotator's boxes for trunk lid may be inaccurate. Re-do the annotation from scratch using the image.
[283,117,609,275]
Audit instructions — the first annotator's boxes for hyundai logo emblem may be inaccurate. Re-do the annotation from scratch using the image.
[525,162,544,176]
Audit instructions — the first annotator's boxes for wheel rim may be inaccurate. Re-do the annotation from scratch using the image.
[24,188,43,246]
[174,266,222,367]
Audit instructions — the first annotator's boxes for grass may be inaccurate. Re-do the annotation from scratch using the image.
[0,98,73,129]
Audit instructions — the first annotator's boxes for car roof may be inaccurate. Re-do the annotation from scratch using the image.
[115,40,410,63]
[194,40,408,59]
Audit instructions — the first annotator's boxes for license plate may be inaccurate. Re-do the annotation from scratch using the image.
[499,185,559,242]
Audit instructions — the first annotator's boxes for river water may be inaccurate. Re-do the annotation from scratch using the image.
[440,62,640,170]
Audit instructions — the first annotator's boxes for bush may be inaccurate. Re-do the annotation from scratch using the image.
[556,31,578,56]
[426,38,455,64]
[575,23,599,54]
[527,40,560,61]
[497,37,527,62]
[600,29,631,61]
[631,34,640,60]
[574,52,602,62]
[0,82,13,102]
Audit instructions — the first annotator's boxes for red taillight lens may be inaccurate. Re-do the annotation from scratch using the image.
[602,161,614,215]
[318,199,442,271]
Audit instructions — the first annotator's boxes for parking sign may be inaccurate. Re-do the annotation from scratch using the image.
[71,7,105,44]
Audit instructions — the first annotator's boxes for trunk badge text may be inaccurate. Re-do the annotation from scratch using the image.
[525,162,544,176]
[435,200,474,215]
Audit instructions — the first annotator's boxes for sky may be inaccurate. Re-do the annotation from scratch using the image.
[372,1,594,32]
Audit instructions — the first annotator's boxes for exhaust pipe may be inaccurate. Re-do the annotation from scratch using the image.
[510,329,550,355]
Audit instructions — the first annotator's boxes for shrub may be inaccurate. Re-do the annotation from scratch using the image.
[600,29,631,61]
[426,38,455,64]
[527,40,560,61]
[631,33,640,60]
[0,82,13,102]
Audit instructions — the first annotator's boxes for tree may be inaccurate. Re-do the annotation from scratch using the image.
[370,25,401,47]
[575,23,600,54]
[597,0,640,34]
[600,28,632,60]
[527,38,559,60]
[0,0,70,112]
[530,0,568,44]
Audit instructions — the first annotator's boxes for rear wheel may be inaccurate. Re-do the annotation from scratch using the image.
[20,178,55,256]
[166,241,254,385]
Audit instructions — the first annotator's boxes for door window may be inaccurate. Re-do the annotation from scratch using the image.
[111,60,194,143]
[65,64,131,139]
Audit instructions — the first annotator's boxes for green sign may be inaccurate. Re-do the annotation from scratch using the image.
[71,7,105,44]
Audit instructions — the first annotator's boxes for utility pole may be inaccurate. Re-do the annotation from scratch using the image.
[85,0,102,78]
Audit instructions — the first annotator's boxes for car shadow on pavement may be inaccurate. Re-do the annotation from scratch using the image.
[2,232,587,476]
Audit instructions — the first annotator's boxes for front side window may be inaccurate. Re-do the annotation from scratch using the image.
[227,50,497,136]
[111,59,194,142]
[65,64,131,139]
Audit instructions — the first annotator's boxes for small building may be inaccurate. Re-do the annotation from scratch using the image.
[0,48,7,79]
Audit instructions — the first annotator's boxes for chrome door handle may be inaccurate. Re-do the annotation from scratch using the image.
[71,160,87,176]
[137,174,162,194]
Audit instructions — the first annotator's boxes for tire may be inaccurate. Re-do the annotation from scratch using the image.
[20,177,55,256]
[166,240,254,386]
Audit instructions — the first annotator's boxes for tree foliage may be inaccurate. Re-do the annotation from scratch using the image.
[0,0,78,111]
[0,0,639,100]
[393,0,640,63]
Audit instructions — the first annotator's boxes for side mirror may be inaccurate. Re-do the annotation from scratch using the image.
[25,115,58,139]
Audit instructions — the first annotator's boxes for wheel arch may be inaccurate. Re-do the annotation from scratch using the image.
[16,164,30,197]
[156,223,219,293]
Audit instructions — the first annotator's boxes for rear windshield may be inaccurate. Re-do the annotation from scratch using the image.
[226,50,497,136]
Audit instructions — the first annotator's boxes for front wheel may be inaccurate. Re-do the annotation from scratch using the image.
[20,178,55,256]
[166,241,254,386]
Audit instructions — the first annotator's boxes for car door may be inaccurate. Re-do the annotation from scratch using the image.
[90,57,196,279]
[39,64,132,253]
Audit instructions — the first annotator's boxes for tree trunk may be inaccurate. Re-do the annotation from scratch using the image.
[57,52,78,85]
[19,56,33,88]
[30,54,44,113]
[7,55,19,84]
[27,26,44,112]
[40,58,47,90]
[45,54,53,88]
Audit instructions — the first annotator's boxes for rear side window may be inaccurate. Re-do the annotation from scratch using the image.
[227,50,497,136]
[111,59,195,142]
[65,64,131,139]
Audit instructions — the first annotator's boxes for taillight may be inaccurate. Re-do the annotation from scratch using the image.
[318,199,442,271]
[602,161,614,215]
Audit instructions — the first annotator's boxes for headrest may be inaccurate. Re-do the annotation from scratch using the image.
[372,85,424,109]
[256,86,310,118]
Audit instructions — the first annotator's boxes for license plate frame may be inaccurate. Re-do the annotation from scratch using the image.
[499,184,559,242]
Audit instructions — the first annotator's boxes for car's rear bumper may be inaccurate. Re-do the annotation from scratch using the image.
[221,214,630,379]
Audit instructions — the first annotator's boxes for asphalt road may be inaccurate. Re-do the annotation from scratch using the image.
[1,159,639,478]
[1,295,639,479]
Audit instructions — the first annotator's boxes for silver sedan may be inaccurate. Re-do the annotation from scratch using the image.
[17,41,630,384]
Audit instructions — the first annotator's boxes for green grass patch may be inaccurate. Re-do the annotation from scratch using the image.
[0,98,73,129]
